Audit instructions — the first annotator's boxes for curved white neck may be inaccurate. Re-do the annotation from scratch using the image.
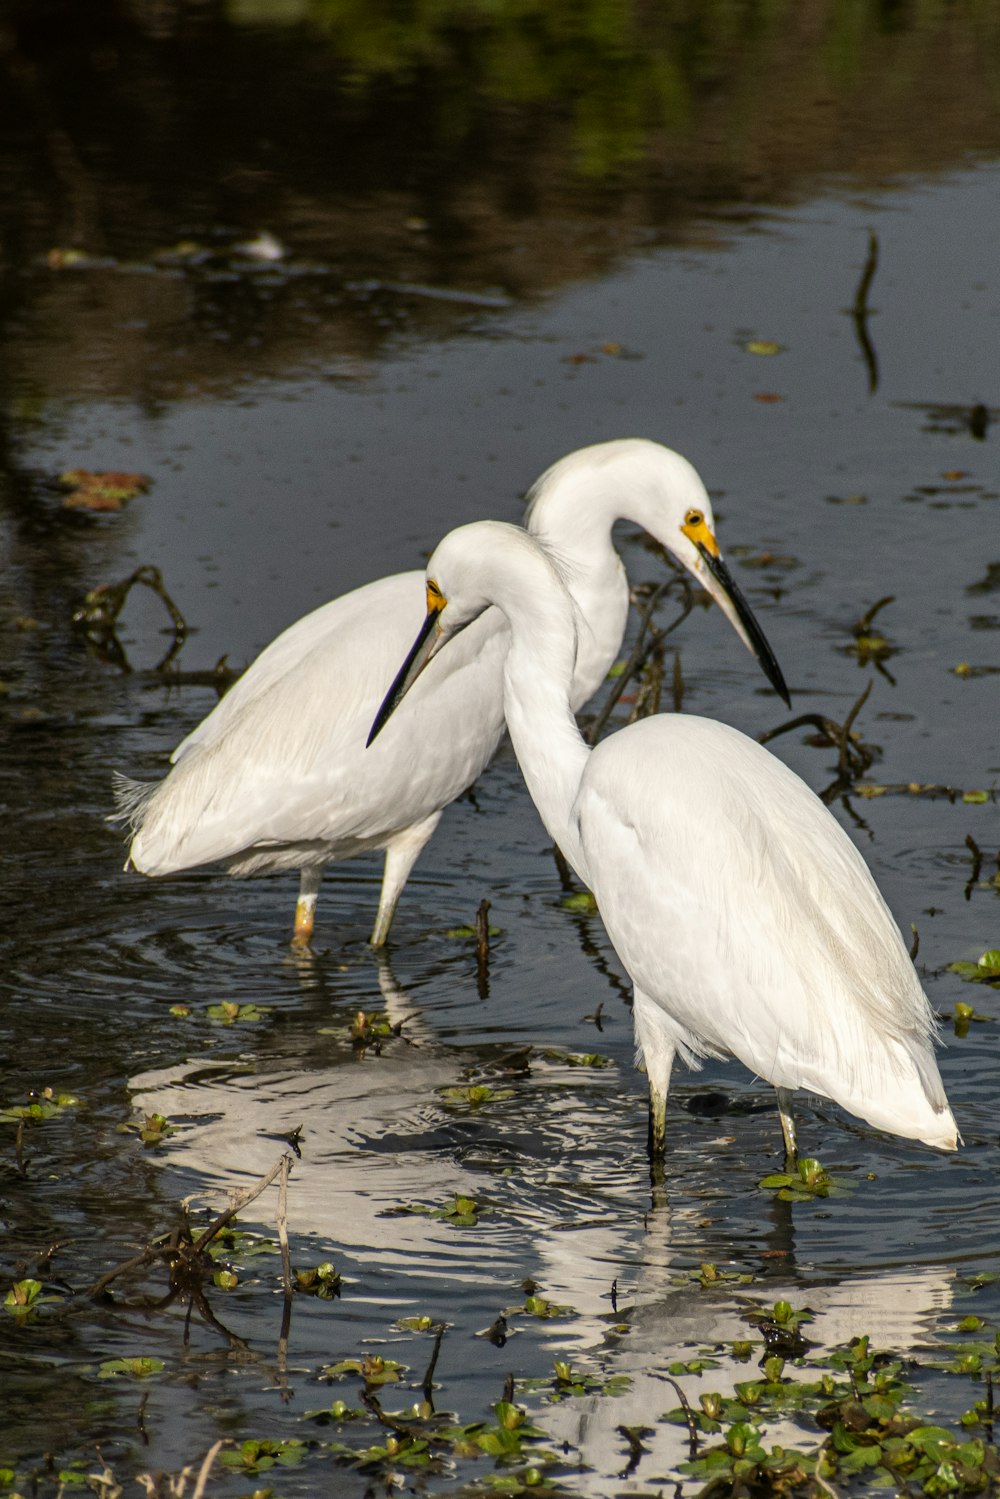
[500,590,592,884]
[525,438,710,710]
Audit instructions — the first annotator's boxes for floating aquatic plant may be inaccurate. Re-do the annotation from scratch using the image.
[295,1261,342,1298]
[205,1000,271,1024]
[218,1438,309,1475]
[949,949,1000,986]
[559,891,598,914]
[440,1083,515,1107]
[320,1355,405,1387]
[388,1192,486,1226]
[758,1156,852,1202]
[0,1087,81,1123]
[97,1357,165,1379]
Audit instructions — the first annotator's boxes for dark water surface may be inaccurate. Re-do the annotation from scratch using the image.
[2,2,1000,1493]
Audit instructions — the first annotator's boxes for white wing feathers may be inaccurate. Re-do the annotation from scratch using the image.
[579,715,954,1145]
[119,573,508,876]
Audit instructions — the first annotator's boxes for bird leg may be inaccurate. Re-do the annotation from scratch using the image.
[646,1070,671,1198]
[370,811,442,947]
[633,990,675,1165]
[648,1088,668,1159]
[775,1087,798,1165]
[292,868,322,946]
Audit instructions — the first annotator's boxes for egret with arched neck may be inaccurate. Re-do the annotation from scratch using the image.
[369,520,959,1159]
[115,439,786,947]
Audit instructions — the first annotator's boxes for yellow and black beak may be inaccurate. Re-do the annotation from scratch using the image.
[367,582,446,745]
[680,513,790,707]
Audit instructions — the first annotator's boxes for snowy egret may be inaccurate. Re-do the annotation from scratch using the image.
[114,439,787,946]
[370,521,959,1157]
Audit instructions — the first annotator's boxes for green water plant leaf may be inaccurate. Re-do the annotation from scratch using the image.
[320,1355,404,1386]
[688,1261,755,1288]
[97,1357,165,1379]
[387,1192,485,1226]
[219,1438,308,1474]
[547,1360,630,1399]
[536,1046,612,1069]
[440,1084,514,1107]
[295,1261,342,1298]
[519,1294,571,1319]
[559,891,598,914]
[304,1397,367,1423]
[0,1088,81,1123]
[205,1001,271,1024]
[4,1279,45,1314]
[949,949,1000,985]
[758,1156,851,1201]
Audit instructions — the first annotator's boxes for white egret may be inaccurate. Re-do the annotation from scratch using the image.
[114,439,787,946]
[369,521,960,1158]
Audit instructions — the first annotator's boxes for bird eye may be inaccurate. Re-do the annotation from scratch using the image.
[427,579,446,610]
[685,509,704,527]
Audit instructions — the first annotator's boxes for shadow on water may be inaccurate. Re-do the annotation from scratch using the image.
[2,0,1000,1492]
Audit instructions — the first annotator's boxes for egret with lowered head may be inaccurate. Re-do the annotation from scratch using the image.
[369,520,959,1159]
[115,439,786,947]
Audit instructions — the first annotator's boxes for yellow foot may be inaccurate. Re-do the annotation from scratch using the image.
[292,900,316,946]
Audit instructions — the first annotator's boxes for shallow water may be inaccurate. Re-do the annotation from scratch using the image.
[2,3,1000,1493]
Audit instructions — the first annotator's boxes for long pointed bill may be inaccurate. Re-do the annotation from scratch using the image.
[367,596,444,746]
[681,516,790,706]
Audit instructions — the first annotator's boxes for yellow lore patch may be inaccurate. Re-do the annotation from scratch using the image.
[426,579,447,611]
[681,511,720,558]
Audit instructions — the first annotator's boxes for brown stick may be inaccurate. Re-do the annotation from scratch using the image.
[475,898,492,999]
[276,1155,293,1387]
[191,1440,226,1499]
[192,1152,294,1255]
[584,583,670,744]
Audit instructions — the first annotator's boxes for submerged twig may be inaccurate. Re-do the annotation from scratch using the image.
[837,678,874,781]
[362,1389,427,1440]
[671,650,684,713]
[87,1244,161,1301]
[986,1370,995,1444]
[586,581,680,744]
[136,1391,150,1446]
[475,898,492,999]
[628,638,665,723]
[655,1373,700,1460]
[965,834,983,902]
[893,400,997,441]
[191,1441,225,1499]
[147,657,240,691]
[276,1155,293,1388]
[421,1322,448,1401]
[73,564,188,673]
[853,595,894,637]
[86,1151,294,1308]
[616,1423,653,1479]
[191,1152,294,1255]
[759,680,875,802]
[137,1443,226,1499]
[849,229,880,393]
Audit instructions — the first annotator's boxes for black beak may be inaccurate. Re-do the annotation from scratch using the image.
[698,544,791,707]
[367,604,443,746]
